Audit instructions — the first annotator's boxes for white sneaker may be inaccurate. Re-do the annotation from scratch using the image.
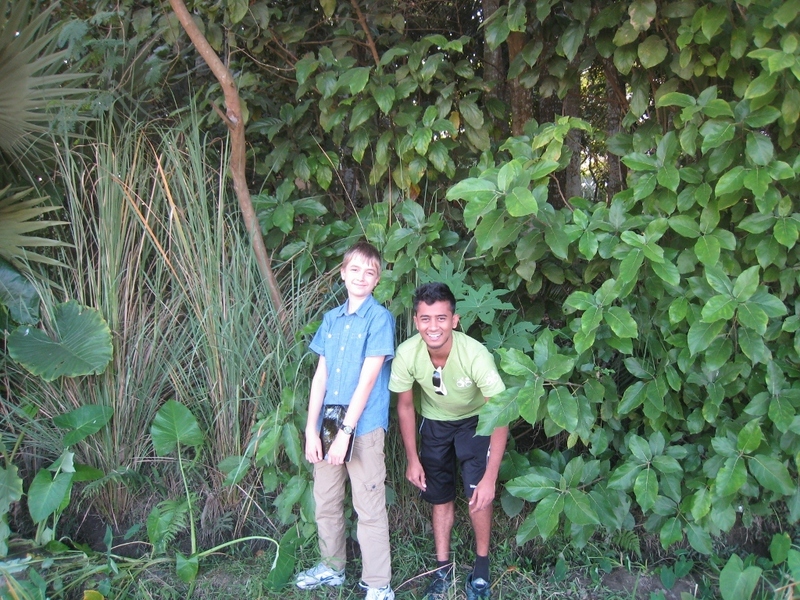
[294,563,345,589]
[365,584,395,600]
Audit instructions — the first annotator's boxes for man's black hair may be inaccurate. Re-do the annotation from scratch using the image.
[412,282,456,314]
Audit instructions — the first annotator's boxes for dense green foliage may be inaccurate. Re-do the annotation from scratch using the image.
[2,0,800,597]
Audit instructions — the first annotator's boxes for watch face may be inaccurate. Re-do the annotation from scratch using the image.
[342,425,354,435]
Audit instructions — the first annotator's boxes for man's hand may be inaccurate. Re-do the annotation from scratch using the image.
[326,432,351,465]
[305,431,323,464]
[406,460,427,492]
[468,476,496,513]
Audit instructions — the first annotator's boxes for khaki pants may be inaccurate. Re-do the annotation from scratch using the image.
[313,428,391,588]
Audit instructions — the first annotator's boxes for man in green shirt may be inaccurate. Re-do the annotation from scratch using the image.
[389,283,507,600]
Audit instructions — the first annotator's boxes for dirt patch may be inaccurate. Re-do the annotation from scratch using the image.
[599,568,698,599]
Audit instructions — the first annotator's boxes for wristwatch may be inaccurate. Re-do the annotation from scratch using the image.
[340,424,354,435]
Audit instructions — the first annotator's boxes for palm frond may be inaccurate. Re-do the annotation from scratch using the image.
[0,0,90,159]
[0,185,69,268]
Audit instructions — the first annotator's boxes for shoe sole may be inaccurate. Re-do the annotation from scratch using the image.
[295,578,345,589]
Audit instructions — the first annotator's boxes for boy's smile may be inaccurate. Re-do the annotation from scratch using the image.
[414,300,460,355]
[341,255,380,302]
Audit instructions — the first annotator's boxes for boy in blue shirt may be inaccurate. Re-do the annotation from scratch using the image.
[295,241,395,600]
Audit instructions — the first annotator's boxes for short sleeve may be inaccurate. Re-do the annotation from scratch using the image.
[308,312,331,357]
[473,346,506,398]
[389,347,415,392]
[365,308,395,359]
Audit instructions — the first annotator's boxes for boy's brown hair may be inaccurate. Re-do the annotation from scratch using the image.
[342,240,382,275]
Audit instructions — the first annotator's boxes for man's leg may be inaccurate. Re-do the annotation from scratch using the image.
[469,502,493,556]
[431,501,456,561]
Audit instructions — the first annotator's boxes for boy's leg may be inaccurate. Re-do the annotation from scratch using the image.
[347,428,392,588]
[314,460,348,570]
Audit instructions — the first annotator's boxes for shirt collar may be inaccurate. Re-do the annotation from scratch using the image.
[334,294,376,318]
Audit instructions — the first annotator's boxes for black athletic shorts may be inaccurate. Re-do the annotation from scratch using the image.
[418,415,491,505]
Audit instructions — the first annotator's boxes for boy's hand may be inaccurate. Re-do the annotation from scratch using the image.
[326,432,351,465]
[406,459,427,492]
[305,431,323,464]
[468,476,496,513]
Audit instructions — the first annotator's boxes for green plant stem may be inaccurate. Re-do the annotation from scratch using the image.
[176,444,197,556]
[195,535,279,566]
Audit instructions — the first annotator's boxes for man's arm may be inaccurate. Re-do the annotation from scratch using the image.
[397,389,426,491]
[326,354,386,464]
[469,397,508,513]
[304,356,328,464]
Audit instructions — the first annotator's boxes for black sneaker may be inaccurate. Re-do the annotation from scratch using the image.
[465,572,491,600]
[422,568,453,599]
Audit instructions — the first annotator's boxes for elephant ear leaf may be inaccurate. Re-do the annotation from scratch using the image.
[0,257,40,325]
[7,300,112,381]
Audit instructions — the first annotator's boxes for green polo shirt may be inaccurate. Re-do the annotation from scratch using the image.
[389,331,506,421]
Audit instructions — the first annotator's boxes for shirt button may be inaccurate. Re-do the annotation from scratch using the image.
[341,346,344,350]
[336,368,340,373]
[346,325,350,329]
[334,391,338,395]
[328,334,332,338]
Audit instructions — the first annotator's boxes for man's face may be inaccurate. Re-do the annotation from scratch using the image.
[413,300,460,353]
[341,254,380,300]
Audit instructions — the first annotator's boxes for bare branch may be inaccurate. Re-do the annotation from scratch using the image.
[167,0,287,332]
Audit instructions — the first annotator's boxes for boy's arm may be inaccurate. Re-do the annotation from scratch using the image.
[397,389,426,492]
[304,357,327,464]
[469,397,508,513]
[326,354,386,465]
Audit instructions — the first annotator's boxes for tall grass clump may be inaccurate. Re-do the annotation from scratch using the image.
[4,108,331,544]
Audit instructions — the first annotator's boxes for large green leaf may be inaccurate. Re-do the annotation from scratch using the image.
[151,400,204,456]
[0,257,39,324]
[715,456,747,497]
[719,554,762,600]
[265,526,301,590]
[633,468,658,511]
[176,552,199,584]
[687,319,725,355]
[660,517,683,549]
[7,300,113,381]
[748,454,794,495]
[53,405,113,447]
[0,464,23,514]
[534,492,564,539]
[546,387,579,431]
[638,35,668,68]
[604,307,638,338]
[478,388,521,434]
[564,490,600,526]
[507,470,559,503]
[27,469,73,524]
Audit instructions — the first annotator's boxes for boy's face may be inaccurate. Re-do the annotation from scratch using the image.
[413,300,459,354]
[341,254,380,301]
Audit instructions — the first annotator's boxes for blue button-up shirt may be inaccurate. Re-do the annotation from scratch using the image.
[309,294,395,436]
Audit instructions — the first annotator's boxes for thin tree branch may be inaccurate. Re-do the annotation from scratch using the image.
[350,0,380,68]
[167,0,287,332]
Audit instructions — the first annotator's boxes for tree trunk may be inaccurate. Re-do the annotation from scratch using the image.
[603,60,626,201]
[481,0,508,136]
[563,84,583,201]
[507,31,533,136]
[539,93,567,207]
